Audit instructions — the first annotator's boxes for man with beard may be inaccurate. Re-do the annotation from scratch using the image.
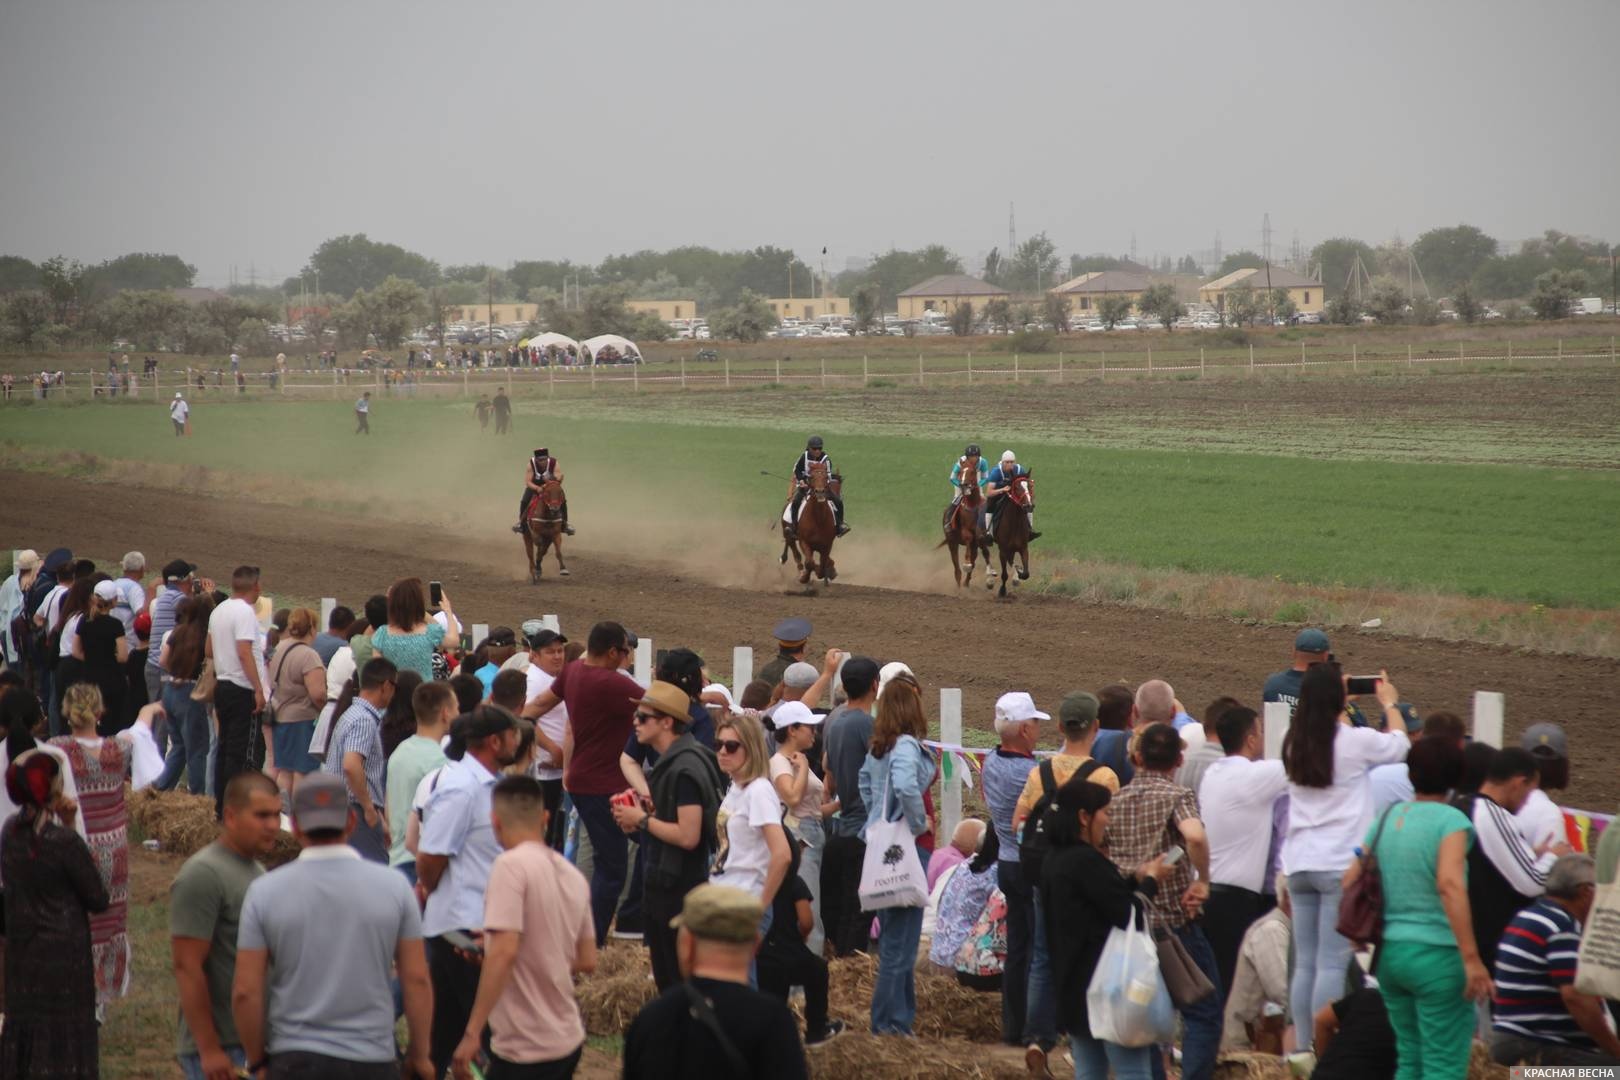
[417,705,523,1078]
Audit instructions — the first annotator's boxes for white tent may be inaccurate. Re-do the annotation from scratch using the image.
[581,334,643,365]
[522,332,579,356]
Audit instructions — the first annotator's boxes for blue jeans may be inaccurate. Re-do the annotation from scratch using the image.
[872,905,925,1034]
[179,1046,247,1079]
[1071,1032,1151,1080]
[1288,869,1353,1052]
[1027,888,1057,1049]
[572,793,628,947]
[157,682,211,794]
[749,905,774,990]
[1169,923,1223,1080]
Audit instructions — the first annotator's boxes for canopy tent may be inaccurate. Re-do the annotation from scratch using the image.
[580,334,643,365]
[521,332,579,355]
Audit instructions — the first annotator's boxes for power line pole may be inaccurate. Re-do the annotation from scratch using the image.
[1008,202,1016,263]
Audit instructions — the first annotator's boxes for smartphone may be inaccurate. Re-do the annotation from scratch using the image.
[1346,675,1382,696]
[429,580,443,608]
[611,789,639,810]
[1162,846,1185,867]
[442,929,483,954]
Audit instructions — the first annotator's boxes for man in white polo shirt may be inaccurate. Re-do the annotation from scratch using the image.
[1199,705,1290,1011]
[207,566,268,819]
[417,705,522,1077]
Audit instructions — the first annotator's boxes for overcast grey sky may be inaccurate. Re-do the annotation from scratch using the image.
[2,0,1616,286]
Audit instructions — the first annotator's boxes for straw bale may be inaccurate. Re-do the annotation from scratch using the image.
[1214,1051,1291,1080]
[808,1035,1025,1079]
[129,785,300,866]
[825,953,1003,1043]
[1467,1041,1510,1080]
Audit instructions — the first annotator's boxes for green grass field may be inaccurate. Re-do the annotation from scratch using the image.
[5,390,1617,610]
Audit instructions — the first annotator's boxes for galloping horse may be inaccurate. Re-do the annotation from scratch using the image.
[780,460,839,587]
[990,471,1034,598]
[522,479,569,582]
[939,453,992,588]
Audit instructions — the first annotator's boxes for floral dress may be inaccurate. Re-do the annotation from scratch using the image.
[49,735,131,1006]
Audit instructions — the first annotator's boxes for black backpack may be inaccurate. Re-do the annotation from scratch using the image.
[1019,758,1101,883]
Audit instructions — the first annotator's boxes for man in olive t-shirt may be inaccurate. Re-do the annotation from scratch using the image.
[170,773,282,1080]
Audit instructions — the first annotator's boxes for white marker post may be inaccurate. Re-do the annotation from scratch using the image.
[471,624,489,652]
[1263,702,1290,761]
[320,597,337,632]
[541,614,560,635]
[1472,691,1505,748]
[939,688,963,844]
[634,637,653,689]
[731,646,754,702]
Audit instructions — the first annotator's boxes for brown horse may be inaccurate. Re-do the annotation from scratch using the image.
[989,471,1033,598]
[939,455,992,588]
[522,479,569,582]
[780,460,839,587]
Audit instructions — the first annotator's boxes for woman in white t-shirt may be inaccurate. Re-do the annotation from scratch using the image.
[711,714,791,945]
[768,700,829,954]
[1281,665,1410,1050]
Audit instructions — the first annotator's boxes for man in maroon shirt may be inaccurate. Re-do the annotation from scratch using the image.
[523,620,642,945]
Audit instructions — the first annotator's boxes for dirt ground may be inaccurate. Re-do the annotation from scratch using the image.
[6,470,1618,810]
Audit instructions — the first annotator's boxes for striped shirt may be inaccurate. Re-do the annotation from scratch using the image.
[1491,898,1600,1050]
[323,699,386,808]
[148,586,185,671]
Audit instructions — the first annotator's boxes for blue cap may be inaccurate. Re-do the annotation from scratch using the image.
[1294,628,1330,653]
[772,617,811,645]
[40,547,73,574]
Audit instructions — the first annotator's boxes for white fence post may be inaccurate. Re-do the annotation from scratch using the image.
[320,597,337,631]
[1263,702,1289,760]
[1472,691,1505,748]
[918,355,924,386]
[634,636,653,688]
[724,356,730,389]
[471,623,489,651]
[681,355,687,389]
[820,358,826,388]
[863,355,869,386]
[940,688,963,843]
[731,646,754,702]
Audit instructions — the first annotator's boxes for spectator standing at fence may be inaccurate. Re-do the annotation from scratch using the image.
[983,689,1042,1047]
[267,608,326,798]
[1090,682,1138,785]
[1177,696,1242,795]
[146,560,205,706]
[1515,723,1571,850]
[207,566,268,819]
[1262,629,1331,718]
[322,657,398,862]
[1281,665,1410,1051]
[313,606,354,666]
[170,773,281,1080]
[372,578,459,680]
[354,391,371,434]
[519,625,570,849]
[1370,710,1468,813]
[820,656,880,956]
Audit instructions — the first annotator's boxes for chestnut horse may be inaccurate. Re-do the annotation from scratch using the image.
[939,454,992,588]
[522,479,569,582]
[780,460,838,586]
[990,471,1033,598]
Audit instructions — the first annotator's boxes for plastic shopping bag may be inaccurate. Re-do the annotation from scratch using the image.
[1086,902,1175,1048]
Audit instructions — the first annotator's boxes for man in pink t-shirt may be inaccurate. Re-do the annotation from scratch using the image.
[451,775,596,1078]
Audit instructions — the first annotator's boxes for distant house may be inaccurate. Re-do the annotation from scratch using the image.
[1199,267,1324,316]
[1048,270,1153,316]
[767,296,849,321]
[896,274,1008,319]
[627,299,699,321]
[445,303,538,324]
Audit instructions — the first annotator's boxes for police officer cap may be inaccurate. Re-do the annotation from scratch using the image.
[772,617,811,645]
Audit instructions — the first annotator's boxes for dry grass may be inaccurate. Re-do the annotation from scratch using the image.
[808,1035,1027,1079]
[128,786,300,867]
[824,952,1004,1042]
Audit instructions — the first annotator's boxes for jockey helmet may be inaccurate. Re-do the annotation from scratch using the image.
[533,447,548,457]
[807,435,824,450]
[1001,450,1017,463]
[965,443,981,457]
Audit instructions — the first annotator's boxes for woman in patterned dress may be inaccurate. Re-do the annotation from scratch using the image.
[51,683,142,1012]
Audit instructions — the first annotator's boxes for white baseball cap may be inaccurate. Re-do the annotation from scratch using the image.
[93,580,119,602]
[771,701,822,728]
[1001,450,1016,462]
[994,691,1049,725]
[174,391,183,399]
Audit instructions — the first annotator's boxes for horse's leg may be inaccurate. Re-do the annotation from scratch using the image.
[998,545,1010,598]
[523,533,537,583]
[947,537,962,587]
[823,546,836,583]
[1019,544,1030,581]
[797,540,812,585]
[554,532,569,576]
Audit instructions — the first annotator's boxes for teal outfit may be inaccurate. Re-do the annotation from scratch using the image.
[949,456,989,490]
[370,623,446,680]
[1368,800,1476,1080]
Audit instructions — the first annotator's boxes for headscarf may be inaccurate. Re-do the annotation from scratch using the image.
[5,748,64,848]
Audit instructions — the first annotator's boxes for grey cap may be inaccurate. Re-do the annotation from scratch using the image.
[1520,722,1568,760]
[1058,691,1100,734]
[782,662,819,690]
[1294,628,1330,653]
[292,773,350,832]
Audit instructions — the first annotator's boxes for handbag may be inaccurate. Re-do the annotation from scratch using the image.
[1336,804,1397,944]
[1155,926,1216,1007]
[1087,899,1176,1048]
[190,658,217,702]
[1574,881,1620,999]
[858,745,931,910]
[264,642,311,726]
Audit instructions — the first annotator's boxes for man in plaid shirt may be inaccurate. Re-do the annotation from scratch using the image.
[1105,722,1222,1080]
[322,656,398,863]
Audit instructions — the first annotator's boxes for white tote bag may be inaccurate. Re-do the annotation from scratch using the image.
[1574,881,1620,999]
[857,757,929,911]
[307,701,338,763]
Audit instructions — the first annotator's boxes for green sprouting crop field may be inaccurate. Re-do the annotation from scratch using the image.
[4,365,1618,612]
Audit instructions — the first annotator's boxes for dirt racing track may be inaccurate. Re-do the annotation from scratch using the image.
[7,470,1618,810]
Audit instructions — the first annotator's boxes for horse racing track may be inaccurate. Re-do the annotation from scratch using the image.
[7,469,1619,811]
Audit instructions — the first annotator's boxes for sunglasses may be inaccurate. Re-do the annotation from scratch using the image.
[716,739,745,755]
[633,711,664,725]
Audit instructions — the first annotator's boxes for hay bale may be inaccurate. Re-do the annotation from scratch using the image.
[1214,1051,1291,1080]
[575,944,657,1035]
[808,1035,1025,1079]
[1467,1042,1510,1080]
[826,954,1003,1043]
[129,785,299,865]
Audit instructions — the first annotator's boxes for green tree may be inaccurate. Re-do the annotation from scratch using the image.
[297,294,341,348]
[1365,278,1410,325]
[1323,294,1362,325]
[982,297,1013,334]
[200,295,274,349]
[300,234,440,297]
[90,290,191,349]
[38,255,85,323]
[1409,296,1442,326]
[1218,250,1264,275]
[1471,252,1548,299]
[0,255,39,292]
[540,284,673,342]
[1176,255,1201,275]
[728,246,815,303]
[851,285,881,334]
[1069,253,1143,276]
[509,260,591,298]
[1452,282,1483,324]
[707,289,778,342]
[1043,293,1072,333]
[2,291,53,346]
[837,245,963,311]
[348,276,426,348]
[81,252,197,298]
[981,248,1003,286]
[1269,289,1297,323]
[1310,237,1377,299]
[949,301,976,336]
[1221,285,1260,327]
[1411,225,1499,294]
[1097,295,1133,329]
[1529,268,1588,320]
[1006,232,1061,292]
[1138,283,1185,330]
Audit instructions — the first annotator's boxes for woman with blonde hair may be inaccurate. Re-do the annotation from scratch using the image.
[372,577,459,680]
[711,712,791,981]
[859,670,938,1035]
[266,607,327,796]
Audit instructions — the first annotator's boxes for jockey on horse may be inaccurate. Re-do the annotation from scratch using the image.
[787,435,851,538]
[945,442,990,533]
[512,447,575,535]
[985,449,1040,541]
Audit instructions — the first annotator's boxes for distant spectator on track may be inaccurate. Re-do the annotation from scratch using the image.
[354,391,371,434]
[170,392,189,436]
[492,388,511,434]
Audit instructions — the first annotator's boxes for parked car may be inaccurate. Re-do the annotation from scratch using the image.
[695,348,719,361]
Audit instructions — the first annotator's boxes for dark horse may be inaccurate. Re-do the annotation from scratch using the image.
[989,471,1034,598]
[780,459,839,587]
[938,454,992,588]
[522,479,569,582]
